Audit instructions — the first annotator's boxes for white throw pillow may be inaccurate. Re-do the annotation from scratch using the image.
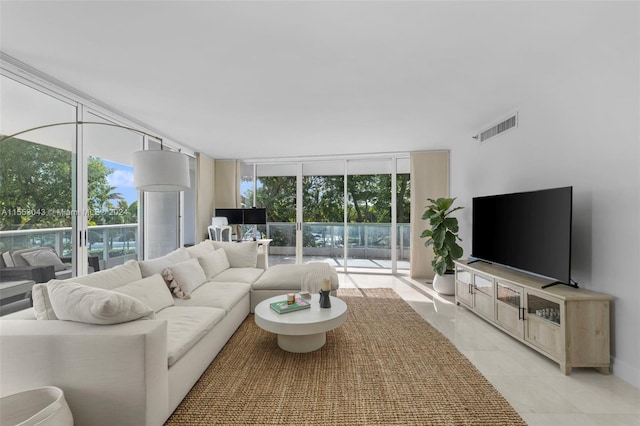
[113,274,175,313]
[198,249,231,280]
[210,241,258,268]
[48,281,156,324]
[32,284,58,320]
[186,240,216,259]
[138,248,190,277]
[20,248,67,272]
[162,258,207,297]
[71,259,142,290]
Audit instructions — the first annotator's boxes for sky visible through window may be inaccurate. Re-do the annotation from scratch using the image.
[103,159,137,205]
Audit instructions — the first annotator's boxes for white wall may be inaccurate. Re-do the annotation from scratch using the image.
[448,20,639,387]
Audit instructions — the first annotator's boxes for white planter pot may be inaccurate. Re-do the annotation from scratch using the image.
[433,273,455,296]
[0,386,73,426]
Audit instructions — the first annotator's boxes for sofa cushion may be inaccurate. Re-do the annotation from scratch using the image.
[138,248,190,278]
[211,267,264,284]
[47,281,155,324]
[2,251,14,267]
[19,248,67,272]
[113,274,175,313]
[186,240,216,259]
[162,258,207,297]
[11,247,62,268]
[68,259,142,290]
[253,263,339,291]
[210,241,257,268]
[31,283,57,320]
[173,281,251,313]
[197,249,230,280]
[156,306,225,366]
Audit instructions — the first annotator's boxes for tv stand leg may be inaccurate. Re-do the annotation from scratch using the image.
[560,363,571,375]
[596,366,611,375]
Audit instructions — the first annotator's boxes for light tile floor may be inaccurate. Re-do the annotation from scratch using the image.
[338,272,640,426]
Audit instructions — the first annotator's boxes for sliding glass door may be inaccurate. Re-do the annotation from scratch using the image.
[240,156,410,272]
[83,111,143,270]
[0,74,79,274]
[345,159,392,272]
[253,163,297,265]
[302,161,345,267]
[396,158,411,271]
[1,66,196,282]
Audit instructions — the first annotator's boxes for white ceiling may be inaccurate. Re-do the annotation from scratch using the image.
[0,1,628,160]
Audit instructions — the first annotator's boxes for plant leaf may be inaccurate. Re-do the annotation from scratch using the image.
[437,198,454,211]
[443,217,459,232]
[450,243,464,260]
[433,259,447,276]
[420,229,432,238]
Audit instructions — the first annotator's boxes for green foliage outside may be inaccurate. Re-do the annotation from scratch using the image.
[0,138,137,230]
[241,174,410,247]
[0,138,137,256]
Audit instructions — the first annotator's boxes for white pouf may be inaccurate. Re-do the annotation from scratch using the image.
[0,386,73,426]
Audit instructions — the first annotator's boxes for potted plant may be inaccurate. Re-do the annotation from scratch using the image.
[420,197,464,295]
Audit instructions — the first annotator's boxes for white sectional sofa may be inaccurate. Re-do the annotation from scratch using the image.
[0,240,338,426]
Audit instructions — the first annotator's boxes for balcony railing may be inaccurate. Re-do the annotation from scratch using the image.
[0,224,138,269]
[1,222,411,270]
[246,222,411,263]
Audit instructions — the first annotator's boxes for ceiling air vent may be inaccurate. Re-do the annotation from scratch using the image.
[475,112,518,142]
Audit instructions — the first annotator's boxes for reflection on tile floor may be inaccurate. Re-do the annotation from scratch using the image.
[268,255,411,271]
[338,272,640,426]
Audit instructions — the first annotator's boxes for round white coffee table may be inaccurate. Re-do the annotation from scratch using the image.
[254,294,348,353]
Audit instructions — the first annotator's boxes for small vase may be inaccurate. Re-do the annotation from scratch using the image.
[319,290,331,308]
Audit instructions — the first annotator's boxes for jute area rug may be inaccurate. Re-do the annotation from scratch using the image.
[166,288,526,425]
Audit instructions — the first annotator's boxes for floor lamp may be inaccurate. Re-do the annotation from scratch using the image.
[0,121,190,191]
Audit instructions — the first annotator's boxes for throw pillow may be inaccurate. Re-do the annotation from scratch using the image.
[71,259,142,290]
[32,284,58,320]
[197,248,231,280]
[48,281,156,324]
[210,241,258,268]
[19,248,67,272]
[162,268,188,299]
[112,274,175,313]
[161,258,207,298]
[186,240,216,259]
[138,247,190,278]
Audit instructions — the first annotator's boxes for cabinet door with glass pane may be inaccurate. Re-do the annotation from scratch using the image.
[455,266,473,308]
[473,273,494,321]
[525,290,564,359]
[495,280,524,338]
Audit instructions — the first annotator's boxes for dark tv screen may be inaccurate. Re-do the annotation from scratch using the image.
[243,208,267,225]
[214,208,243,225]
[472,187,572,284]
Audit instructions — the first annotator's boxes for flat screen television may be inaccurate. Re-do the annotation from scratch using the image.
[471,186,573,286]
[214,208,244,225]
[243,208,267,225]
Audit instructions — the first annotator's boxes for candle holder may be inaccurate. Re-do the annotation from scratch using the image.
[319,290,332,308]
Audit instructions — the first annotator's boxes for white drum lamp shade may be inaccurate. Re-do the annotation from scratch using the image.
[133,150,190,191]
